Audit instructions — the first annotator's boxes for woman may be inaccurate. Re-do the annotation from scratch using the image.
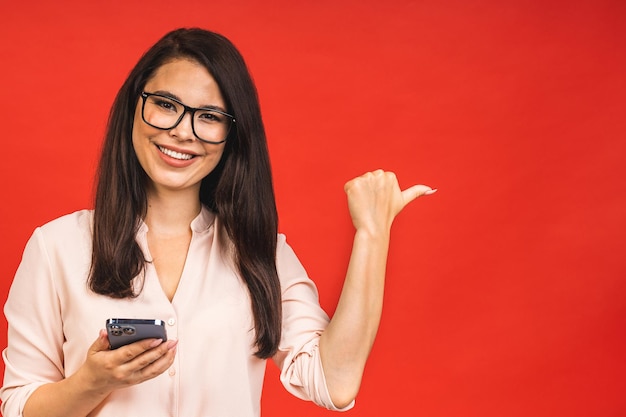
[1,28,435,417]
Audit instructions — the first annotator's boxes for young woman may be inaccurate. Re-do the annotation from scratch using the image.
[1,28,435,417]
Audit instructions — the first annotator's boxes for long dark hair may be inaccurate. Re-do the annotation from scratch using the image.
[89,28,281,358]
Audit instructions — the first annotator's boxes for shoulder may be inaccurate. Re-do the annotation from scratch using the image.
[275,233,291,260]
[35,209,94,246]
[275,233,310,281]
[16,210,94,283]
[39,209,93,232]
[277,233,287,248]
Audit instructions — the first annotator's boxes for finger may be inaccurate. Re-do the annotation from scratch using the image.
[139,341,177,370]
[122,339,177,367]
[90,329,112,353]
[113,338,166,362]
[401,185,437,206]
[129,341,178,383]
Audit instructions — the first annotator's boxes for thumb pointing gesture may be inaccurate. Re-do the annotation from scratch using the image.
[345,170,436,233]
[400,184,438,210]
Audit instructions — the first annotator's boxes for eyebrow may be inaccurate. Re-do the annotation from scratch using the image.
[151,89,229,113]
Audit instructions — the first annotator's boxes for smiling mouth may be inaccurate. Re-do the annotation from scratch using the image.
[158,145,195,160]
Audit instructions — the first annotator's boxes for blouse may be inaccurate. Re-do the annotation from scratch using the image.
[1,207,354,416]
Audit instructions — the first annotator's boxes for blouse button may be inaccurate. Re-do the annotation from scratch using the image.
[168,367,176,376]
[167,318,176,326]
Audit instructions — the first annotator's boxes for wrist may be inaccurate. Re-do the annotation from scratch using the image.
[353,225,391,243]
[70,365,111,399]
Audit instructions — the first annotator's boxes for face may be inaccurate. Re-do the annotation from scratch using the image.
[132,58,227,196]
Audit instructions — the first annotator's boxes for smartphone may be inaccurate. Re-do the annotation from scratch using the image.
[106,318,167,349]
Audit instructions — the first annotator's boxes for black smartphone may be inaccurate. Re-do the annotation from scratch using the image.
[106,318,167,349]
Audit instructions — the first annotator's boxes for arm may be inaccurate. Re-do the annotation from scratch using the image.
[319,170,436,408]
[1,227,177,417]
[22,333,177,417]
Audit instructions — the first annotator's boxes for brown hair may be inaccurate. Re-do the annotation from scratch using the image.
[90,28,281,358]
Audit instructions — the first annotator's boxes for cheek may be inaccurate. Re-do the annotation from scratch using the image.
[131,124,147,160]
[205,144,226,163]
[131,121,158,175]
[132,114,159,151]
[131,111,143,149]
[199,146,226,177]
[131,102,153,141]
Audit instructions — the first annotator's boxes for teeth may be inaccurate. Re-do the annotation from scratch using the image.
[158,146,194,160]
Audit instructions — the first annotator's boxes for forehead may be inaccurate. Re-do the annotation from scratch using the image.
[144,58,224,107]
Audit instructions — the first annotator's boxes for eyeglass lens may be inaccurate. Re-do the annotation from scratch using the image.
[142,94,232,143]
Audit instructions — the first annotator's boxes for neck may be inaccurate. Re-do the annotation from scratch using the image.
[144,185,202,236]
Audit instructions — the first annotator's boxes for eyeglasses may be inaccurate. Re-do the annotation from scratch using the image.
[140,92,236,144]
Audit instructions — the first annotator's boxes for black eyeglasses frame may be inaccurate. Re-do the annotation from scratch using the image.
[140,91,236,144]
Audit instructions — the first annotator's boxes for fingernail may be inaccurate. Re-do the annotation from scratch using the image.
[150,339,163,348]
[167,340,178,350]
[424,188,438,196]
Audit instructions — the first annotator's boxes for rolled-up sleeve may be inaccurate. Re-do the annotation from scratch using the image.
[273,235,355,412]
[1,228,66,417]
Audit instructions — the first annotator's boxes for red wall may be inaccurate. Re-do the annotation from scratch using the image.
[1,1,624,416]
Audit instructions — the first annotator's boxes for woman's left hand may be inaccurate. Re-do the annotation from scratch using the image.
[321,170,436,408]
[343,169,436,235]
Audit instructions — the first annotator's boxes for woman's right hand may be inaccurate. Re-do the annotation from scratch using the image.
[77,329,178,395]
[23,331,178,417]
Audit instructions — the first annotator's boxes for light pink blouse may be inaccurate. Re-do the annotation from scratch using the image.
[1,208,353,416]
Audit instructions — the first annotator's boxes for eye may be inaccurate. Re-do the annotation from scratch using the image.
[197,110,225,123]
[149,96,179,113]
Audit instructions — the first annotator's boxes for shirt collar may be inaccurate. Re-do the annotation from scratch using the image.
[191,205,216,233]
[136,205,215,235]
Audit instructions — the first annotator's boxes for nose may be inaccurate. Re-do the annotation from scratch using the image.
[169,110,196,141]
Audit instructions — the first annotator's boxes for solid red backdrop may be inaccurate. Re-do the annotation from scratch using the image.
[0,1,624,416]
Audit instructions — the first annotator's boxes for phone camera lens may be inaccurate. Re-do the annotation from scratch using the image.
[123,326,136,335]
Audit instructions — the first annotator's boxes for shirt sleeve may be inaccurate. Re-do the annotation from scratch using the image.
[272,235,355,412]
[1,228,66,417]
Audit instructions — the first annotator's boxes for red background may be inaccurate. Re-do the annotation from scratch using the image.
[1,1,624,416]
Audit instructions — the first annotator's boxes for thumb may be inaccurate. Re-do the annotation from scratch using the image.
[90,329,111,353]
[401,185,437,206]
